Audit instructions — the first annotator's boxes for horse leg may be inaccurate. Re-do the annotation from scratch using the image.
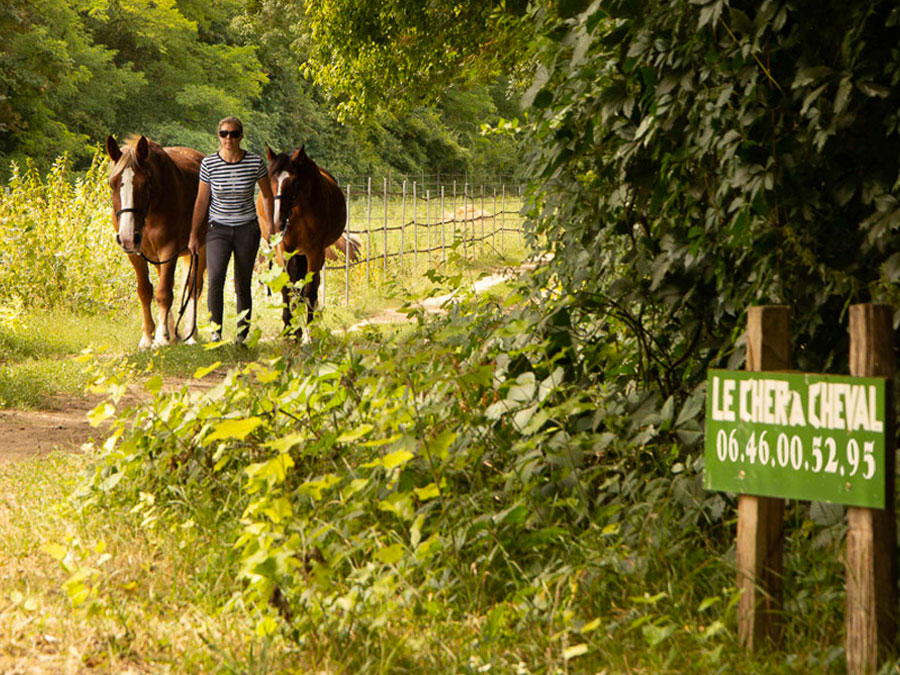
[301,248,325,338]
[153,258,177,347]
[283,252,308,338]
[128,254,155,350]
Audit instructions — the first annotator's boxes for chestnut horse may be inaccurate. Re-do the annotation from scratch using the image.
[257,145,346,336]
[106,135,207,349]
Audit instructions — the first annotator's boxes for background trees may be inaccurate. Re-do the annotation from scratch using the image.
[0,0,524,180]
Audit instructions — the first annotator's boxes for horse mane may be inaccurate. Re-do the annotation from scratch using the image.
[268,151,294,176]
[109,135,165,177]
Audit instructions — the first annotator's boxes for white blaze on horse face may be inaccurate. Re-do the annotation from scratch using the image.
[118,167,137,249]
[274,171,290,229]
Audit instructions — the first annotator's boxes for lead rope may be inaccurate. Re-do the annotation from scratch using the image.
[140,247,199,342]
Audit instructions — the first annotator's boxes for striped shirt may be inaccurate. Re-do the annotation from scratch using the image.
[199,151,268,227]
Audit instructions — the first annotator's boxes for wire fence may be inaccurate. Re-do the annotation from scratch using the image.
[318,178,526,306]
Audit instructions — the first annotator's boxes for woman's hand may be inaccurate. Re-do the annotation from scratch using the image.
[189,181,211,254]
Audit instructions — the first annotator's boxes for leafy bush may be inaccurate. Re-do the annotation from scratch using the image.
[73,281,854,670]
[525,0,900,397]
[0,152,133,312]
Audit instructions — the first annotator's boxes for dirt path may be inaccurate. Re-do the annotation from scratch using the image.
[1,263,544,464]
[0,397,100,464]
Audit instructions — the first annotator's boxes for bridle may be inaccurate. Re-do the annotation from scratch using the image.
[273,180,294,232]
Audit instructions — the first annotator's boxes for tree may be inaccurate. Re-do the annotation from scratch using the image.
[0,0,141,165]
[526,0,900,407]
[298,0,532,121]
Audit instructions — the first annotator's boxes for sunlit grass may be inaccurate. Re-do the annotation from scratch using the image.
[0,451,266,672]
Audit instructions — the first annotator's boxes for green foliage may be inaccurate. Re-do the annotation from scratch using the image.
[525,0,900,407]
[299,0,532,121]
[0,0,142,164]
[1,0,524,181]
[67,277,856,669]
[0,151,133,311]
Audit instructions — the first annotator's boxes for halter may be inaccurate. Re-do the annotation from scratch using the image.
[116,206,148,218]
[115,170,152,220]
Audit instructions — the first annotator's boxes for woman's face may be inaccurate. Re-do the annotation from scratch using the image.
[218,123,242,151]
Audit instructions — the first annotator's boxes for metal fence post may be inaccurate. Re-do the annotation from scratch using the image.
[400,180,406,270]
[464,182,469,257]
[345,184,351,305]
[366,177,372,286]
[518,185,524,244]
[426,189,431,263]
[383,177,388,278]
[501,184,505,249]
[492,187,497,250]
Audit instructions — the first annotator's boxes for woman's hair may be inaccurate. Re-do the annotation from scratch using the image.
[217,116,244,135]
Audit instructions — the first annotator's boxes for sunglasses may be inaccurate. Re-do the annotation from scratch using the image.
[218,129,242,139]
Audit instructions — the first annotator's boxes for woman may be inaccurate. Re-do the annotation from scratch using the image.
[189,116,275,342]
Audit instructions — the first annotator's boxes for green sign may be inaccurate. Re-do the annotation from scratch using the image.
[705,370,888,508]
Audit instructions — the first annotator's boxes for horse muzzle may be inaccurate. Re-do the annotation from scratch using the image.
[116,231,143,254]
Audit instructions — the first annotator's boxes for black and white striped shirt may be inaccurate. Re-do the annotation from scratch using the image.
[199,152,268,227]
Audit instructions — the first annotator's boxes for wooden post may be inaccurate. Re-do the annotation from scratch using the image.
[846,304,897,674]
[737,305,790,649]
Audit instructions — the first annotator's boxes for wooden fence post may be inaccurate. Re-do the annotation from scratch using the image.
[846,304,897,674]
[737,305,790,649]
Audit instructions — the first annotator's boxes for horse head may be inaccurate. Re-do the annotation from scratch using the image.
[106,135,153,253]
[266,144,319,234]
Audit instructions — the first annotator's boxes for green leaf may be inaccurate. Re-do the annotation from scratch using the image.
[88,401,116,427]
[337,424,375,443]
[263,497,293,524]
[375,543,404,564]
[532,88,554,109]
[413,483,440,501]
[424,430,457,460]
[642,623,675,647]
[266,433,304,454]
[297,474,341,500]
[145,374,163,394]
[363,449,415,470]
[207,417,264,442]
[563,644,589,660]
[194,361,221,379]
[256,616,279,637]
[41,543,67,561]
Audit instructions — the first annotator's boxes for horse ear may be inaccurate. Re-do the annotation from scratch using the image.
[136,135,149,164]
[290,147,303,164]
[266,145,276,163]
[105,135,122,163]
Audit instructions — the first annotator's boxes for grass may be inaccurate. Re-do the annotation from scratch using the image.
[0,452,273,673]
[0,226,526,409]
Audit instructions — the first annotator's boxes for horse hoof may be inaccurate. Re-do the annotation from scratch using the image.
[184,337,197,345]
[139,335,153,350]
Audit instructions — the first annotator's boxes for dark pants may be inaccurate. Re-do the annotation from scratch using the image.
[206,220,261,339]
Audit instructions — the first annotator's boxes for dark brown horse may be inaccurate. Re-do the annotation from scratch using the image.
[257,145,346,336]
[106,135,207,348]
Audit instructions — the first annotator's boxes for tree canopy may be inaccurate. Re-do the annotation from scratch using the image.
[0,0,524,180]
